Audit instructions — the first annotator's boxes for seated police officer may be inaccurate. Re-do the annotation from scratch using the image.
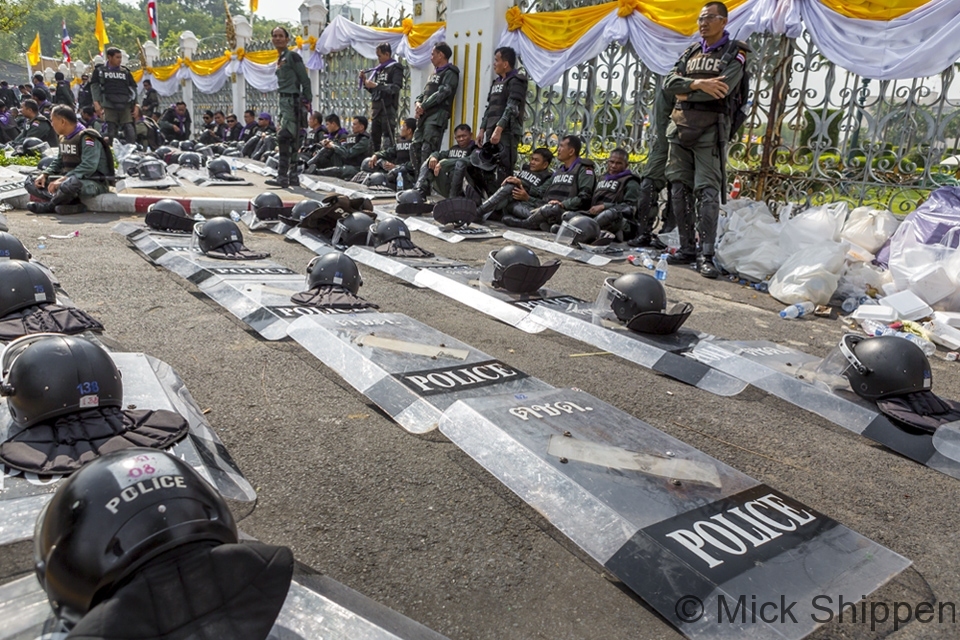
[406,123,477,200]
[25,105,114,214]
[313,115,372,179]
[559,147,640,238]
[362,117,416,189]
[477,146,553,220]
[11,99,57,149]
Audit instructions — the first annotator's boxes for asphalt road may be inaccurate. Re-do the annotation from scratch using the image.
[1,180,959,640]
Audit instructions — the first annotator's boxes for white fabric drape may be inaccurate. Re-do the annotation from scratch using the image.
[139,73,180,97]
[317,15,445,68]
[798,0,960,80]
[501,0,799,86]
[239,59,279,92]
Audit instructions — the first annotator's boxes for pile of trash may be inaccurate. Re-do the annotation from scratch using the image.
[714,186,960,355]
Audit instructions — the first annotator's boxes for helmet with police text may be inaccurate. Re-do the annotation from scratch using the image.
[207,158,232,179]
[33,448,238,626]
[470,142,500,172]
[369,216,409,244]
[332,212,374,246]
[194,217,243,254]
[306,253,362,294]
[479,245,560,294]
[0,260,56,317]
[556,214,600,246]
[840,334,932,400]
[136,158,167,181]
[1,335,123,428]
[178,152,202,169]
[0,231,31,260]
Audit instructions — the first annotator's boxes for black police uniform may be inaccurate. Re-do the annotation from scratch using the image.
[365,60,404,152]
[479,69,527,177]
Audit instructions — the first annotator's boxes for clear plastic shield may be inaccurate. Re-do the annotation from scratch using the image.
[345,246,464,287]
[0,561,449,640]
[502,231,614,266]
[592,277,620,322]
[0,166,28,201]
[299,175,383,200]
[439,388,910,639]
[686,339,960,479]
[554,219,584,246]
[403,216,500,243]
[413,266,547,333]
[0,351,256,547]
[286,313,552,434]
[526,304,747,397]
[116,174,181,191]
[240,209,286,234]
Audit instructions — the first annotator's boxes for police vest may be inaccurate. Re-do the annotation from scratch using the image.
[30,116,58,146]
[304,127,323,147]
[592,172,638,206]
[514,165,550,191]
[482,74,526,130]
[343,132,369,148]
[543,161,592,202]
[447,142,476,160]
[372,63,402,110]
[59,128,112,176]
[422,67,457,116]
[675,45,729,117]
[394,140,412,164]
[97,65,134,106]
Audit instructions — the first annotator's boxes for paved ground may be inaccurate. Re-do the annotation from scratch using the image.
[2,175,959,640]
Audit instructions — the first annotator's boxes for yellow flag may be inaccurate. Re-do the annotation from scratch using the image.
[250,0,258,13]
[27,32,41,68]
[95,1,109,53]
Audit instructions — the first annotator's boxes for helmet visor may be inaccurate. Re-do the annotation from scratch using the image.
[592,278,621,324]
[331,220,349,246]
[807,344,856,394]
[554,220,583,246]
[479,251,500,289]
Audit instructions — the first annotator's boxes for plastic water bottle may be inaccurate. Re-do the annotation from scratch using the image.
[654,254,668,282]
[841,296,860,313]
[779,301,815,319]
[753,282,769,293]
[397,173,404,191]
[860,319,937,356]
[229,210,241,222]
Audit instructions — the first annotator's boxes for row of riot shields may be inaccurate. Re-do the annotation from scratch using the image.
[0,224,449,640]
[102,207,920,639]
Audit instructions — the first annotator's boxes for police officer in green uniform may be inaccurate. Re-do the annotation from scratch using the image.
[266,27,313,189]
[53,72,75,108]
[90,47,138,145]
[408,124,476,199]
[503,135,595,230]
[477,46,527,179]
[12,99,57,149]
[663,1,746,278]
[477,146,553,220]
[362,43,404,152]
[314,116,373,180]
[561,148,640,237]
[25,105,114,214]
[629,85,673,247]
[411,42,459,173]
[363,117,417,189]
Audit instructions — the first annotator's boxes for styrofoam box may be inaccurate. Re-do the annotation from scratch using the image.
[851,304,899,322]
[908,264,958,305]
[929,319,960,351]
[934,311,960,329]
[879,290,935,321]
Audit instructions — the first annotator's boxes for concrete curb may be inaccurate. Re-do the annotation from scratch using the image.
[81,193,301,216]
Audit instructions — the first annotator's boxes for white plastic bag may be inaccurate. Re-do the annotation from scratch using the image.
[715,200,785,281]
[768,241,848,305]
[779,202,849,257]
[840,206,900,253]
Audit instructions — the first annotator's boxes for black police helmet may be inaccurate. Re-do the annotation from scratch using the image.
[607,273,667,322]
[840,334,933,400]
[306,253,363,294]
[0,260,56,317]
[194,217,243,253]
[0,231,31,260]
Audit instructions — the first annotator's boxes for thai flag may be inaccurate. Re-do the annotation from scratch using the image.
[147,0,158,40]
[61,20,71,63]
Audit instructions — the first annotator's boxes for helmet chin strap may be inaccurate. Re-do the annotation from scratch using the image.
[840,334,869,375]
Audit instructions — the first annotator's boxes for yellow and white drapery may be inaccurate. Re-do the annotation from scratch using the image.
[499,0,797,86]
[797,0,960,80]
[132,40,321,97]
[501,0,960,85]
[316,15,446,67]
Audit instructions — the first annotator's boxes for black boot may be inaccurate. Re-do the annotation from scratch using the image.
[628,177,658,245]
[698,254,720,279]
[448,161,468,198]
[413,161,432,198]
[668,182,696,262]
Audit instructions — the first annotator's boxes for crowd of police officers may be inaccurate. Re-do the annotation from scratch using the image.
[18,2,745,275]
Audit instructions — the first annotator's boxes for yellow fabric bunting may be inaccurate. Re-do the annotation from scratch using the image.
[817,0,932,21]
[372,18,444,50]
[132,69,143,83]
[506,0,751,47]
[183,53,231,76]
[245,48,279,64]
[294,35,318,51]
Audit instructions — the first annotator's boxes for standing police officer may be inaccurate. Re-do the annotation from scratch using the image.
[477,46,527,179]
[362,43,404,152]
[663,1,747,278]
[411,43,459,173]
[266,27,312,189]
[629,86,673,248]
[90,47,138,145]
